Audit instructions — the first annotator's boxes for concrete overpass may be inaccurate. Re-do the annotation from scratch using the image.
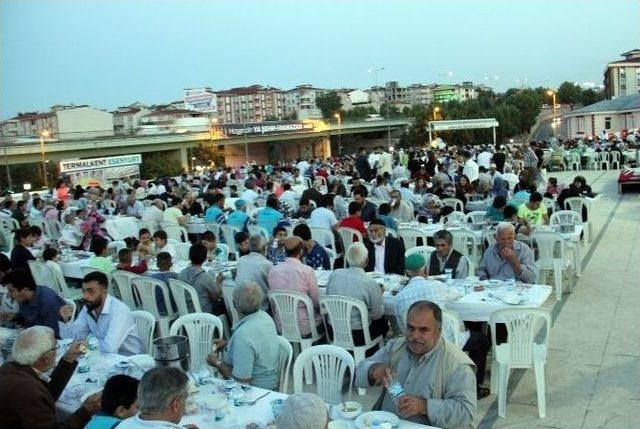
[2,118,410,169]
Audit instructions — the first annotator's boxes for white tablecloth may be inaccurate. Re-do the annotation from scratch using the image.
[103,216,140,240]
[317,271,552,322]
[186,219,207,234]
[59,254,95,279]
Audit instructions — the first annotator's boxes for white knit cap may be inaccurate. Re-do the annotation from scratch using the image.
[275,393,328,429]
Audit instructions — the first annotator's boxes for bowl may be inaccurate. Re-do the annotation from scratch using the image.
[337,401,362,419]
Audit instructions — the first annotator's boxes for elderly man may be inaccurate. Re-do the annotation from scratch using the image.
[477,222,537,284]
[124,194,145,219]
[276,393,328,429]
[118,367,195,429]
[326,242,388,351]
[355,301,476,428]
[428,230,469,279]
[0,326,101,429]
[235,235,273,309]
[207,282,280,389]
[141,198,164,226]
[267,236,322,337]
[365,219,405,275]
[395,254,491,398]
[62,271,144,356]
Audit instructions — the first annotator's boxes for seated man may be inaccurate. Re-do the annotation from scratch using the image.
[204,193,227,224]
[226,199,249,231]
[325,243,388,352]
[147,252,177,315]
[85,375,139,429]
[364,219,405,275]
[88,236,116,273]
[0,268,66,338]
[162,197,187,226]
[124,194,145,219]
[0,326,101,429]
[235,231,250,257]
[207,282,280,389]
[200,230,228,263]
[267,236,322,337]
[377,203,398,232]
[63,271,144,356]
[235,235,273,310]
[477,222,537,283]
[116,248,148,274]
[485,195,507,222]
[177,243,225,316]
[355,301,476,428]
[291,197,314,220]
[118,367,190,429]
[293,223,331,270]
[152,230,177,259]
[428,230,469,279]
[395,254,490,397]
[256,195,284,236]
[266,226,288,265]
[353,187,377,222]
[10,228,35,270]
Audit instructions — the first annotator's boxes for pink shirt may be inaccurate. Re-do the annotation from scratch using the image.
[267,257,321,336]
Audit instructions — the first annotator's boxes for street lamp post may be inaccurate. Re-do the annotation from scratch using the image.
[334,113,342,156]
[40,129,50,189]
[433,106,440,121]
[547,90,557,130]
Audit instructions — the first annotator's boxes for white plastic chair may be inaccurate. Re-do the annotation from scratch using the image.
[442,309,467,348]
[563,198,592,243]
[450,228,481,265]
[248,225,270,241]
[107,240,127,255]
[532,231,571,301]
[293,344,355,405]
[132,277,178,337]
[569,152,581,171]
[277,335,293,393]
[204,223,221,243]
[442,198,464,212]
[610,151,621,169]
[337,227,363,248]
[320,295,384,396]
[310,227,342,262]
[441,211,466,225]
[489,308,551,418]
[397,227,428,250]
[465,211,488,224]
[404,245,436,263]
[63,298,77,321]
[269,290,325,385]
[111,270,140,309]
[482,228,497,250]
[139,220,159,234]
[221,285,240,328]
[50,264,83,301]
[587,153,599,170]
[161,223,189,243]
[170,313,224,373]
[168,278,202,316]
[598,151,609,170]
[220,225,241,257]
[174,242,191,261]
[44,219,62,240]
[548,210,584,277]
[131,310,156,354]
[27,260,51,288]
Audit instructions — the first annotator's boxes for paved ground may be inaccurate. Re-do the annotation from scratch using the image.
[296,168,640,428]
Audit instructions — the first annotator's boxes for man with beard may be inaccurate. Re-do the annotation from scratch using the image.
[355,301,476,428]
[364,219,405,275]
[60,271,143,356]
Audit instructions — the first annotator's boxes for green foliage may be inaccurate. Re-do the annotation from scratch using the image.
[379,103,402,118]
[342,105,377,120]
[141,152,184,178]
[315,91,343,119]
[556,81,605,106]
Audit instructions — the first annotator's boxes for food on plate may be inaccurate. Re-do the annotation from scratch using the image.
[473,285,485,292]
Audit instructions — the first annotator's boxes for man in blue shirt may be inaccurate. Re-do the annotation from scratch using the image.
[293,223,331,270]
[256,195,284,237]
[0,268,66,338]
[226,199,249,231]
[204,193,227,223]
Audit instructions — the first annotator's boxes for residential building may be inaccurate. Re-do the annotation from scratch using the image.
[140,107,205,126]
[385,81,409,107]
[113,103,150,135]
[604,49,640,99]
[215,85,285,124]
[433,82,479,103]
[0,105,114,142]
[406,84,435,106]
[283,85,326,119]
[562,93,640,139]
[365,87,386,109]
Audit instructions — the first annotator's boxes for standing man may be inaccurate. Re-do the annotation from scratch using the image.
[355,147,371,181]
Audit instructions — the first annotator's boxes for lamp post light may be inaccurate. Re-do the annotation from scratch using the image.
[433,106,441,121]
[334,113,342,156]
[40,129,50,189]
[547,90,557,122]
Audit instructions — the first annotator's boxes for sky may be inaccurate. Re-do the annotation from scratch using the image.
[1,0,639,119]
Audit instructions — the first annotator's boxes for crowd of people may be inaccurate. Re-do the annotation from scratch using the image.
[0,135,617,428]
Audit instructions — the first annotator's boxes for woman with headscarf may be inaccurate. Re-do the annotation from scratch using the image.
[490,175,509,199]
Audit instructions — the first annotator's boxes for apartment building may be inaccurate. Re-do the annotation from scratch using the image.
[113,103,150,135]
[604,49,640,99]
[0,105,114,142]
[215,85,285,124]
[284,84,326,119]
[433,82,479,103]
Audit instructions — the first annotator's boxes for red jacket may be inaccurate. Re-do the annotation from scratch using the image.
[339,216,366,236]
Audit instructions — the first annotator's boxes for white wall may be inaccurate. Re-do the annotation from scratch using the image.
[56,107,114,139]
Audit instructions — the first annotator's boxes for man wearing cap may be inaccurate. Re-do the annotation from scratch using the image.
[364,219,405,275]
[267,236,322,337]
[226,199,249,231]
[395,253,491,398]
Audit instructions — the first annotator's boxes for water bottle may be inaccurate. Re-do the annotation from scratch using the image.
[444,268,453,283]
[388,378,404,399]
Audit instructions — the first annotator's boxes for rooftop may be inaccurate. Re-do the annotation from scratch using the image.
[566,93,640,115]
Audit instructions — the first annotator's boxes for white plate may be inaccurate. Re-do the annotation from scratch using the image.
[355,411,399,429]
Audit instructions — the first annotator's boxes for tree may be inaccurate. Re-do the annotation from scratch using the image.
[557,81,583,105]
[379,103,401,118]
[581,88,605,106]
[342,105,376,120]
[315,91,342,119]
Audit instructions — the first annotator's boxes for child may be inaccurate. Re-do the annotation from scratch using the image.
[85,374,138,429]
[235,231,250,257]
[148,252,177,314]
[116,248,148,274]
[42,247,65,279]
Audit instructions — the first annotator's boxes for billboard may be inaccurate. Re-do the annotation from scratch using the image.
[59,154,142,187]
[184,88,218,113]
[215,120,316,137]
